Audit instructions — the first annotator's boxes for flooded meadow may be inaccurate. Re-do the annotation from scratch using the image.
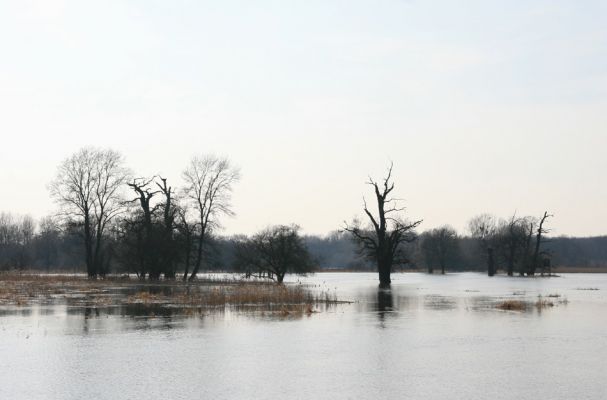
[1,272,606,399]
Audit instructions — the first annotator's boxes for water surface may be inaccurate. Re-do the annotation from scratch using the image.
[1,272,606,400]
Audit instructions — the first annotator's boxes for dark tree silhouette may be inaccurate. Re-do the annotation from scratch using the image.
[421,225,459,274]
[494,214,529,276]
[49,148,130,277]
[344,164,422,288]
[122,176,179,279]
[529,211,553,276]
[234,224,314,283]
[175,207,196,281]
[468,214,497,276]
[156,177,178,279]
[182,155,240,281]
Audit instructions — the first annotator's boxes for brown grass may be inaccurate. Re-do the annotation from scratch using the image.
[0,273,346,314]
[495,299,527,311]
[535,297,555,309]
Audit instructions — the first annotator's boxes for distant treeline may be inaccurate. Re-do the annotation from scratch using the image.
[1,211,605,273]
[1,147,605,279]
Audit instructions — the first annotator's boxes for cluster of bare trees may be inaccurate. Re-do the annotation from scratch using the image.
[468,211,553,276]
[1,153,567,285]
[420,226,459,275]
[342,164,555,286]
[0,213,84,271]
[0,213,35,269]
[48,148,240,280]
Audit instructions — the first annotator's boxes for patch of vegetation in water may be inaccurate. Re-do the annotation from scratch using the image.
[0,273,350,317]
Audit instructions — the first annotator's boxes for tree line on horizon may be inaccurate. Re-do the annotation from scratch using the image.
[1,148,606,282]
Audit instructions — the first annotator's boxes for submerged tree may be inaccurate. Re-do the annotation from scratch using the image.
[421,225,459,274]
[49,148,130,277]
[234,224,314,283]
[529,211,553,276]
[182,155,240,281]
[344,164,422,288]
[468,213,497,276]
[494,214,530,276]
[119,176,180,279]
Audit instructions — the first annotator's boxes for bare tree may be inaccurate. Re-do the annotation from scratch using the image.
[234,224,314,283]
[344,164,422,288]
[49,148,130,277]
[0,212,35,269]
[468,214,497,276]
[529,211,553,276]
[157,177,178,279]
[37,216,60,272]
[176,206,196,280]
[495,214,529,276]
[182,155,240,281]
[421,225,459,274]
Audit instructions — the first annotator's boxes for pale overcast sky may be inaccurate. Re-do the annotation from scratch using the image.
[0,1,606,236]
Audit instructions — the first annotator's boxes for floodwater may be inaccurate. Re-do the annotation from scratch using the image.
[1,272,606,400]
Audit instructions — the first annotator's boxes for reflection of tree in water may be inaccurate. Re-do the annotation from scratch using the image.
[375,289,394,326]
[80,304,181,333]
[83,307,100,334]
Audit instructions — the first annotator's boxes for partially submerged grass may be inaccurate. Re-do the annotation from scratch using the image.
[495,299,527,311]
[537,294,569,308]
[495,294,569,312]
[535,297,555,309]
[0,273,347,316]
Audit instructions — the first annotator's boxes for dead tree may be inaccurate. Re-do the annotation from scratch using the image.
[182,155,240,281]
[126,177,160,278]
[156,177,178,279]
[529,211,553,276]
[124,177,179,279]
[344,164,422,288]
[521,218,536,276]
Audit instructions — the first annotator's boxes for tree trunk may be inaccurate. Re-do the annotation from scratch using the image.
[188,231,204,281]
[378,259,391,288]
[487,248,495,277]
[182,248,190,281]
[84,214,95,278]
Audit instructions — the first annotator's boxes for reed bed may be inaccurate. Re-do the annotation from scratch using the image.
[0,273,345,315]
[495,299,527,311]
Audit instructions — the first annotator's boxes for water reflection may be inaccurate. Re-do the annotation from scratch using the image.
[1,273,606,400]
[423,295,457,310]
[375,288,395,326]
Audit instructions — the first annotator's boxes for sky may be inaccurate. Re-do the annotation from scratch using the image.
[0,0,606,237]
